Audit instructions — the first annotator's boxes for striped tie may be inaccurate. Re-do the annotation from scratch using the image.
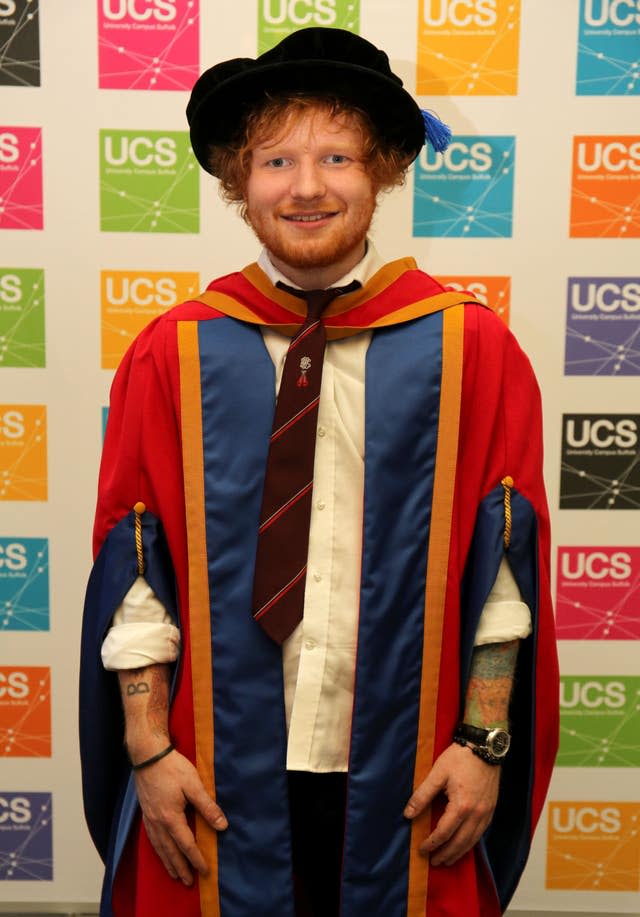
[252,280,360,644]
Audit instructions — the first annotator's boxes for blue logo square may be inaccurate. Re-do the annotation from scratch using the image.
[565,277,640,375]
[577,0,640,95]
[0,792,52,880]
[0,538,49,631]
[413,136,515,238]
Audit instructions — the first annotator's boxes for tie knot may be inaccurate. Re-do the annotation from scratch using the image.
[277,280,361,322]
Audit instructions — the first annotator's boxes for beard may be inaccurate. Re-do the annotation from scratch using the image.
[246,194,377,272]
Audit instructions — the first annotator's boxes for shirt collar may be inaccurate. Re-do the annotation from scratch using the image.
[257,240,385,291]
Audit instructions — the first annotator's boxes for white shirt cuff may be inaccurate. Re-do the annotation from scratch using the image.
[473,600,532,646]
[473,557,532,645]
[101,622,180,671]
[101,575,180,671]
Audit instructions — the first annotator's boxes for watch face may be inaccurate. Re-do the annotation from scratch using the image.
[487,729,511,757]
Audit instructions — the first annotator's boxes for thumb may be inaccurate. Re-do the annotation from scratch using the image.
[404,769,444,820]
[184,776,228,831]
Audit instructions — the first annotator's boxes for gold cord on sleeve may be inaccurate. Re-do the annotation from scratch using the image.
[133,501,146,575]
[501,477,513,550]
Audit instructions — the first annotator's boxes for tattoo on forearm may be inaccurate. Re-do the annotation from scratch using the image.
[119,665,171,750]
[464,640,519,729]
[126,681,150,696]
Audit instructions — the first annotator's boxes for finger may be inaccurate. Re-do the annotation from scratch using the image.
[169,820,210,877]
[430,814,490,866]
[184,779,228,831]
[418,802,464,855]
[404,772,444,819]
[144,817,193,885]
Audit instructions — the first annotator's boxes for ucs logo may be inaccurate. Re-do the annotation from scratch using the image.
[0,132,19,165]
[0,409,25,440]
[0,542,27,571]
[422,0,497,27]
[560,679,626,709]
[570,279,640,312]
[560,550,631,580]
[576,140,640,173]
[261,0,338,24]
[0,670,29,700]
[103,136,177,168]
[565,417,638,449]
[0,796,31,825]
[419,141,493,173]
[0,273,22,303]
[104,275,178,307]
[101,0,176,21]
[583,0,640,26]
[551,804,622,834]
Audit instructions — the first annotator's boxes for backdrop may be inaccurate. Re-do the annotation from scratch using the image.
[0,0,638,911]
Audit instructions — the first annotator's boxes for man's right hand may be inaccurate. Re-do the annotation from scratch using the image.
[133,747,228,886]
[117,664,228,886]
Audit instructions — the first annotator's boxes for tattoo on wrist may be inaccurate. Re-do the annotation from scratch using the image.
[126,681,150,696]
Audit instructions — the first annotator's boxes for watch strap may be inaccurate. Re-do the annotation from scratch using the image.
[454,723,493,745]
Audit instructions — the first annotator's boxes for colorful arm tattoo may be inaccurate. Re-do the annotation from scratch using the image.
[463,639,519,729]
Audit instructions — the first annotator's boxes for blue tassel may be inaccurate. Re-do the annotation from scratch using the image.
[421,109,452,153]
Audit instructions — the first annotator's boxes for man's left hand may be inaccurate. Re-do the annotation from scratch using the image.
[403,742,500,866]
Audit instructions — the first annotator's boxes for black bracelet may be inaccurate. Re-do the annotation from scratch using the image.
[452,734,503,766]
[131,742,175,771]
[469,744,503,766]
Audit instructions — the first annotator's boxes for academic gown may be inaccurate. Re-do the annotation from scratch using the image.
[79,258,559,917]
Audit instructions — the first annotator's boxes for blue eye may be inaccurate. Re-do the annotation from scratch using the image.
[327,154,348,164]
[268,157,287,168]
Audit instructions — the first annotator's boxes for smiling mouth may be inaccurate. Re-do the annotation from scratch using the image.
[282,212,338,223]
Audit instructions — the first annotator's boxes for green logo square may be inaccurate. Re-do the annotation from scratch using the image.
[258,1,360,54]
[558,676,640,767]
[100,130,199,234]
[0,269,45,368]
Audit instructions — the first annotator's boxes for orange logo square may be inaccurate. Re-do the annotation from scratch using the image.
[570,136,640,238]
[0,405,47,501]
[0,666,51,757]
[436,275,510,324]
[417,0,521,95]
[547,801,640,891]
[101,270,200,369]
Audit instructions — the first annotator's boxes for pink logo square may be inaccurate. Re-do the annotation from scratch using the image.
[556,546,640,640]
[98,0,199,90]
[0,127,43,231]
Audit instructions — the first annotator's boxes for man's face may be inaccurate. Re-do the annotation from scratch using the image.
[245,108,377,286]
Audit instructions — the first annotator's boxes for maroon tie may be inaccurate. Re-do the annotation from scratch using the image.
[252,280,360,644]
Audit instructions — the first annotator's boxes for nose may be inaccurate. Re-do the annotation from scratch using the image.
[290,159,325,201]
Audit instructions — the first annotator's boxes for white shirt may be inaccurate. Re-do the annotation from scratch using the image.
[102,243,532,771]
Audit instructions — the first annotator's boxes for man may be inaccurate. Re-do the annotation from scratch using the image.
[80,27,559,917]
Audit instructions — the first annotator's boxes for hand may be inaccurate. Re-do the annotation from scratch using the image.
[403,742,500,866]
[132,748,228,885]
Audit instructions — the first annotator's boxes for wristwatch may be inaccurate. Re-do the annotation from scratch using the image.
[453,723,511,765]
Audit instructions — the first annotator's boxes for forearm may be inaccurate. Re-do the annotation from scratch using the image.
[117,663,171,762]
[462,639,519,729]
[117,662,226,882]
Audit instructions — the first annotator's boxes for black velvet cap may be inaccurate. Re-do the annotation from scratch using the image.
[186,27,426,175]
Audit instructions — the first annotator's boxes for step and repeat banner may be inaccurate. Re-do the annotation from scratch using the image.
[1,0,638,911]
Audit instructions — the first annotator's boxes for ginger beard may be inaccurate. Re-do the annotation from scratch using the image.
[246,187,377,271]
[244,111,378,278]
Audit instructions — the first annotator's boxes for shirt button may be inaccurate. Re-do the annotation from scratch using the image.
[313,572,322,582]
[317,426,326,437]
[316,500,326,510]
[305,639,316,651]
